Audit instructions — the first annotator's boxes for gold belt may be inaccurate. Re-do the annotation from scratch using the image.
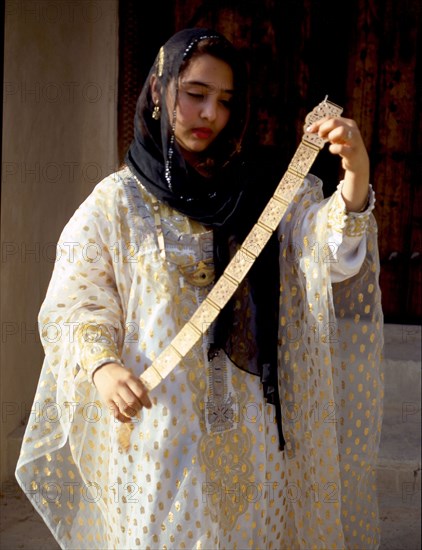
[119,97,343,450]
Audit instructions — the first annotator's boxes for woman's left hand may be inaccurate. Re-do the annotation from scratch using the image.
[307,117,370,212]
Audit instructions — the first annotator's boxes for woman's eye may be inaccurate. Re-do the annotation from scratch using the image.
[187,92,204,100]
[220,99,232,108]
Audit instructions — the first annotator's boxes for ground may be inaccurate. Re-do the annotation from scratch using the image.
[1,478,420,549]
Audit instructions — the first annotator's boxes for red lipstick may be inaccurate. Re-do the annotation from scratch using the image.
[192,127,213,139]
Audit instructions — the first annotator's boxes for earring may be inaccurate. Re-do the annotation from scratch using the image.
[152,101,161,120]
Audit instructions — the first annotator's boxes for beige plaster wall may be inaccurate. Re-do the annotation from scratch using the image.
[1,0,119,481]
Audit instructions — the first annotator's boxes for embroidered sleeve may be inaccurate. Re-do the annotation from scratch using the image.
[76,323,124,383]
[328,181,376,237]
[38,174,126,387]
[286,176,377,284]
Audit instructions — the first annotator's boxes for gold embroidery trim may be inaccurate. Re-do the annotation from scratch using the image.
[178,259,215,287]
[76,323,122,380]
[328,186,373,237]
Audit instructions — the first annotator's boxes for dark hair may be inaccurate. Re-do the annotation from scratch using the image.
[181,38,249,171]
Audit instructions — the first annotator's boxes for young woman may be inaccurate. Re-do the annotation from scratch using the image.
[16,28,384,549]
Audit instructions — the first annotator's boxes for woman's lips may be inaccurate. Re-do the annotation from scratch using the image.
[192,127,213,139]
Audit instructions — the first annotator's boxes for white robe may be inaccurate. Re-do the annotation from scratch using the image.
[16,166,383,549]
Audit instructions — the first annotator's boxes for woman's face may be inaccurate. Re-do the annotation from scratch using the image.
[167,54,234,163]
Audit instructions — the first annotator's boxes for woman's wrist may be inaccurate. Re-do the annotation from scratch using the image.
[341,172,369,213]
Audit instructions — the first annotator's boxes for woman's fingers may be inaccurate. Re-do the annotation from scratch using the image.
[307,115,370,211]
[326,125,354,145]
[114,391,139,417]
[127,378,153,409]
[307,117,357,143]
[118,379,152,416]
[307,116,368,174]
[107,399,133,423]
[93,362,153,423]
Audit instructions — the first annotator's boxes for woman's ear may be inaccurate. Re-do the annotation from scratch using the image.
[150,74,161,104]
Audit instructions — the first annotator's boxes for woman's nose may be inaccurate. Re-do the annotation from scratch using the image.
[200,98,217,121]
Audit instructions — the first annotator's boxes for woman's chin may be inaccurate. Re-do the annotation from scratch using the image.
[178,144,208,165]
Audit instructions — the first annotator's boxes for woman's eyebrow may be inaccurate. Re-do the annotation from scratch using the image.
[180,80,234,94]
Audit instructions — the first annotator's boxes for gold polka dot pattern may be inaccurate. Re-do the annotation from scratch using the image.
[15,167,383,549]
[278,174,383,549]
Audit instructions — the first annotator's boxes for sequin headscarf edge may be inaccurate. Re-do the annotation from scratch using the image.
[164,33,221,190]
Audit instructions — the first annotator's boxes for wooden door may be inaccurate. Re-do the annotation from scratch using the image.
[118,0,421,323]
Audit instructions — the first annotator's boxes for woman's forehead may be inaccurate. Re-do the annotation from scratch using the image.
[179,54,234,89]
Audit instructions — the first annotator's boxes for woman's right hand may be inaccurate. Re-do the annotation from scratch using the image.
[93,362,152,423]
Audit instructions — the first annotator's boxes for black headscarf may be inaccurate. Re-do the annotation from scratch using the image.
[126,27,249,226]
[125,28,284,449]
